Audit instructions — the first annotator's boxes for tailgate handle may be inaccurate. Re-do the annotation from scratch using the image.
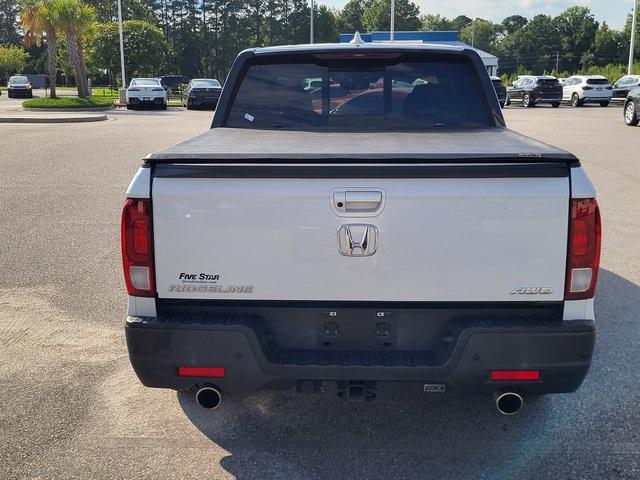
[343,191,383,212]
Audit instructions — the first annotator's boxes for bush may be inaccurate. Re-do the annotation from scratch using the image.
[22,96,114,108]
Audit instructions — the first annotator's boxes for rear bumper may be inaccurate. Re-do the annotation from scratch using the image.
[580,96,612,102]
[127,97,166,106]
[187,95,219,106]
[533,96,562,104]
[126,311,595,396]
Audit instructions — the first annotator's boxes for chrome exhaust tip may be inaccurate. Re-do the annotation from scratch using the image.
[195,385,222,410]
[495,391,523,416]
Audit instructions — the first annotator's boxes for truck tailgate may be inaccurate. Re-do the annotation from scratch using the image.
[152,165,569,302]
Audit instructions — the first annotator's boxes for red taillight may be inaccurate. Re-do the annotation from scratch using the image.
[178,367,225,378]
[491,370,540,381]
[121,198,155,297]
[314,52,401,59]
[565,198,601,300]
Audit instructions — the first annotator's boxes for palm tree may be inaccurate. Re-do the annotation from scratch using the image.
[49,0,96,98]
[20,0,58,98]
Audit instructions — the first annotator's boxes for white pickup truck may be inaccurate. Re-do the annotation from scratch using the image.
[123,42,601,415]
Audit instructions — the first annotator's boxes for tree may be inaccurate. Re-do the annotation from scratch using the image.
[622,11,640,58]
[450,15,471,32]
[19,0,59,97]
[83,0,156,24]
[590,22,624,66]
[494,14,561,74]
[501,15,527,35]
[553,7,598,71]
[49,0,96,97]
[0,45,29,78]
[460,18,497,51]
[315,5,339,43]
[0,0,21,44]
[338,0,365,34]
[362,0,421,32]
[87,20,169,82]
[420,14,452,31]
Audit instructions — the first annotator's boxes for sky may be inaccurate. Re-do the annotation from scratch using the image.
[321,0,636,30]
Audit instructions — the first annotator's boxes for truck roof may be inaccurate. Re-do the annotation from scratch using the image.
[147,127,577,163]
[252,42,465,56]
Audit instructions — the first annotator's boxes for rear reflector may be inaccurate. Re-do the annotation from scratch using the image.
[121,198,156,297]
[491,370,540,381]
[565,198,601,300]
[178,367,226,378]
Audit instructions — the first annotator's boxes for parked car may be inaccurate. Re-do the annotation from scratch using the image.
[7,75,33,98]
[160,75,190,92]
[612,75,640,101]
[562,75,612,107]
[126,78,167,110]
[623,87,640,126]
[185,78,222,110]
[123,43,600,415]
[490,76,507,107]
[506,75,562,108]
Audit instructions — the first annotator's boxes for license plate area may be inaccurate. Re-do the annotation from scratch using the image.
[318,310,396,350]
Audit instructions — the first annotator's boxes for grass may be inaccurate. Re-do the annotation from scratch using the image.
[22,95,114,109]
[91,87,119,98]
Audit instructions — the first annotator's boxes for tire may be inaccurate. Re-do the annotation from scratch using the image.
[624,101,639,126]
[499,101,505,109]
[600,101,610,107]
[161,103,167,110]
[522,93,532,108]
[505,95,511,106]
[8,92,13,99]
[552,102,560,108]
[571,93,582,107]
[126,104,133,110]
[186,105,192,110]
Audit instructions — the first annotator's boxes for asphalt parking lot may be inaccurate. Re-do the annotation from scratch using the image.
[1,104,639,480]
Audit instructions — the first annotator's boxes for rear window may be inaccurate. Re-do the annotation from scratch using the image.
[132,79,160,86]
[225,54,492,131]
[192,80,220,88]
[586,78,609,85]
[536,78,559,86]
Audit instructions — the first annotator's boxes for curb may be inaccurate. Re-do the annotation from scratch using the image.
[0,114,108,123]
[21,106,114,112]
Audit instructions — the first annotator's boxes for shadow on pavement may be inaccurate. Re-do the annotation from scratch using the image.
[177,269,640,480]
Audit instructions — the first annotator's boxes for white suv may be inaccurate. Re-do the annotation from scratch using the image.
[562,75,612,107]
[126,78,167,110]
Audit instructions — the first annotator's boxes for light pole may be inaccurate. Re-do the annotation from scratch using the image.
[117,0,127,104]
[629,0,638,75]
[310,0,314,44]
[390,0,395,42]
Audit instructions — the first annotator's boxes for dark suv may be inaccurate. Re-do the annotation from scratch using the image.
[506,75,562,108]
[490,76,507,108]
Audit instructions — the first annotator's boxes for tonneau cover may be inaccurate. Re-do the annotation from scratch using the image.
[147,127,577,163]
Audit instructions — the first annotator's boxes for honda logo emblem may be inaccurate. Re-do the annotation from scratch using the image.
[337,224,378,257]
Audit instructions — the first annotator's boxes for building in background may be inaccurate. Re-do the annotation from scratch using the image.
[339,31,499,76]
